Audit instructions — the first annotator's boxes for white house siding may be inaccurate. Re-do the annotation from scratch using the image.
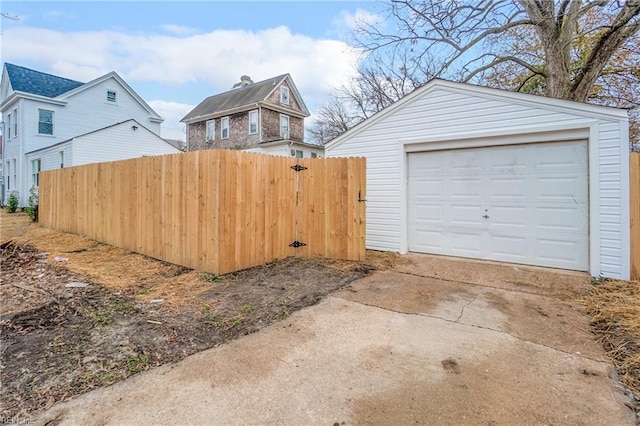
[326,83,630,279]
[26,142,73,188]
[245,143,324,158]
[72,121,178,166]
[21,79,161,155]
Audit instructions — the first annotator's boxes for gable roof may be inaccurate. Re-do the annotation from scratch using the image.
[58,71,163,122]
[181,74,309,122]
[5,63,84,98]
[1,63,163,122]
[325,78,629,150]
[25,119,177,154]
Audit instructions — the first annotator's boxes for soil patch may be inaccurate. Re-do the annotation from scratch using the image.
[0,211,390,418]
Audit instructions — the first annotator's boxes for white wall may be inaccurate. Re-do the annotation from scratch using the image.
[72,120,178,166]
[245,143,324,158]
[327,83,630,279]
[6,75,163,205]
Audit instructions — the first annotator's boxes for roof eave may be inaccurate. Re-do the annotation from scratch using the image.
[1,91,68,110]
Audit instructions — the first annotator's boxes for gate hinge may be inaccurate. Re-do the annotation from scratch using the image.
[290,164,308,172]
[289,240,307,248]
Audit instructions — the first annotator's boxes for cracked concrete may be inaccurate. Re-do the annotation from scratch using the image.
[36,254,634,425]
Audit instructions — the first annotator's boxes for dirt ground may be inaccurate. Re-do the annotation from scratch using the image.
[0,211,392,418]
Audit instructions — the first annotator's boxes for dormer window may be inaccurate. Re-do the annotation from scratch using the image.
[107,90,117,103]
[280,86,289,105]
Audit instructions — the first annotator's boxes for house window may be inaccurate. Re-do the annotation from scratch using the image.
[60,151,65,168]
[206,120,215,141]
[311,152,317,158]
[295,150,303,158]
[32,159,41,187]
[248,110,258,134]
[6,112,11,139]
[12,159,16,192]
[38,109,54,135]
[6,161,10,190]
[221,117,229,139]
[107,90,117,102]
[280,86,289,105]
[280,114,289,139]
[13,108,18,137]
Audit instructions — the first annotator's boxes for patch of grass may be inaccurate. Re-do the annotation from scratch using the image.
[201,272,224,283]
[138,289,155,295]
[275,310,289,320]
[92,314,111,326]
[205,313,224,329]
[590,275,607,286]
[113,299,134,314]
[125,354,148,374]
[239,304,254,314]
[202,304,212,312]
[231,316,244,327]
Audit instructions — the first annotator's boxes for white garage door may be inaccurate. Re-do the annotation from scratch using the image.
[407,141,589,271]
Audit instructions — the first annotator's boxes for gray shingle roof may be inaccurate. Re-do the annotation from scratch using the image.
[5,63,84,98]
[182,74,288,122]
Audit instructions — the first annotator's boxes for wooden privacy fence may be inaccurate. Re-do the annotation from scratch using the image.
[39,150,366,275]
[631,152,639,280]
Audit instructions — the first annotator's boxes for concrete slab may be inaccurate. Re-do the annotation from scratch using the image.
[35,258,634,425]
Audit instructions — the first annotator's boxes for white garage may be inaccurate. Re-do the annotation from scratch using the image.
[326,80,631,279]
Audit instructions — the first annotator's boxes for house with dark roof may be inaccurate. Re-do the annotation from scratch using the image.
[0,63,179,206]
[182,74,323,158]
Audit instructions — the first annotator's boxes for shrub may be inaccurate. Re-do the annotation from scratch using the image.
[25,186,39,222]
[6,191,19,213]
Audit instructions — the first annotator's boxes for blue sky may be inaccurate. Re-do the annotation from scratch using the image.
[1,1,382,140]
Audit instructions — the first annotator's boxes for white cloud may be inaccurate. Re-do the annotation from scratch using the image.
[2,26,361,102]
[160,24,199,36]
[148,100,194,142]
[1,25,363,142]
[331,8,385,40]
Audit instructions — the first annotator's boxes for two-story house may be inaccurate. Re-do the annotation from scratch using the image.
[1,63,180,206]
[182,74,323,158]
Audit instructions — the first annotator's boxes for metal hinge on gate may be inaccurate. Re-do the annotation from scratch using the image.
[290,164,308,172]
[289,240,307,248]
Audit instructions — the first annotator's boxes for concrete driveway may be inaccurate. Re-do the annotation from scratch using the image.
[37,254,634,425]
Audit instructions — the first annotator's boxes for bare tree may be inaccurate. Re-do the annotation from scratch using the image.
[308,50,430,144]
[314,0,637,146]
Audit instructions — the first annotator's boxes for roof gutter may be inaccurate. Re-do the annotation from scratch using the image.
[1,92,67,110]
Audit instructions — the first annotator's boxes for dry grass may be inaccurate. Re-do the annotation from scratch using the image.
[1,209,380,310]
[1,210,211,309]
[581,279,640,396]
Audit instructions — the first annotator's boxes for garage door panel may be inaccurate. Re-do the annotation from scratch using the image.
[408,141,589,271]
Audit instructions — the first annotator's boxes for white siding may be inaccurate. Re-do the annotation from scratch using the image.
[6,75,162,205]
[21,79,160,155]
[245,144,324,158]
[26,141,73,188]
[72,121,179,166]
[327,83,630,279]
